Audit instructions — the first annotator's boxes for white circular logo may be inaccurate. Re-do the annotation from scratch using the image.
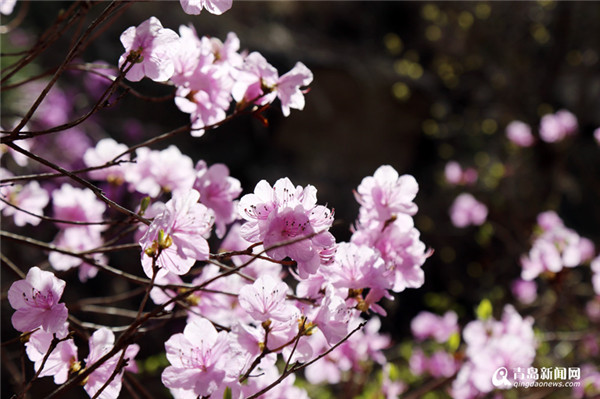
[491,367,512,388]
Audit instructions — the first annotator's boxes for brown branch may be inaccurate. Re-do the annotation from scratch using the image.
[5,1,121,136]
[1,1,82,82]
[2,142,150,225]
[245,321,367,399]
[0,230,151,286]
[0,197,125,226]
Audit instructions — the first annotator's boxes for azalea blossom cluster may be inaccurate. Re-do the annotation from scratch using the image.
[444,161,478,186]
[118,16,312,135]
[451,305,537,398]
[520,210,595,281]
[7,268,139,398]
[449,193,488,228]
[5,1,600,398]
[505,109,578,147]
[140,163,430,398]
[408,311,461,379]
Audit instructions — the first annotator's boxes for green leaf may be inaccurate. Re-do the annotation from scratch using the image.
[140,196,151,215]
[475,298,493,320]
[447,331,461,352]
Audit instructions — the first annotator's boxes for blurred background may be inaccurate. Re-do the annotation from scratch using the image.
[2,1,600,397]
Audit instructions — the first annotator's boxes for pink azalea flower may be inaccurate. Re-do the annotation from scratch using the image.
[51,184,106,230]
[276,62,314,117]
[185,265,247,326]
[139,189,213,277]
[206,32,244,71]
[193,160,241,238]
[170,24,211,86]
[326,242,389,293]
[174,63,233,135]
[238,177,335,278]
[572,364,600,399]
[449,193,488,228]
[351,215,431,293]
[355,165,419,227]
[118,16,179,82]
[409,348,428,376]
[452,305,537,397]
[506,120,535,147]
[428,350,460,378]
[83,138,130,183]
[232,52,313,116]
[520,211,591,280]
[124,145,196,197]
[411,310,459,343]
[594,127,600,145]
[511,278,537,304]
[303,332,349,384]
[84,328,139,399]
[149,269,183,311]
[162,317,237,398]
[7,266,69,334]
[304,317,390,383]
[49,227,104,282]
[312,289,353,345]
[537,210,563,231]
[179,0,232,15]
[592,256,600,295]
[25,323,78,384]
[381,364,408,398]
[539,109,578,143]
[220,223,284,279]
[1,0,17,15]
[238,275,294,322]
[444,161,477,186]
[1,180,49,226]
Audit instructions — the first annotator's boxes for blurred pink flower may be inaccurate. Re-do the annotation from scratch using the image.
[83,138,130,183]
[449,193,487,228]
[1,180,49,227]
[1,0,17,15]
[506,120,535,147]
[592,256,600,295]
[411,310,459,343]
[444,161,478,185]
[539,109,578,143]
[521,211,593,280]
[511,278,537,304]
[125,145,195,197]
[452,305,537,397]
[49,227,103,282]
[51,184,106,231]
